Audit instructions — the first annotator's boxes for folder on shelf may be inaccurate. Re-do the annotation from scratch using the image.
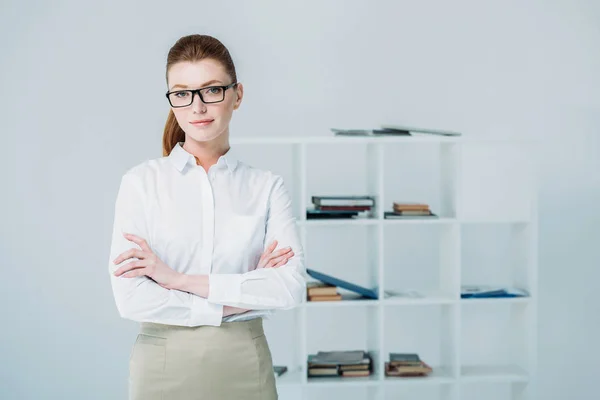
[306,269,378,299]
[460,285,528,298]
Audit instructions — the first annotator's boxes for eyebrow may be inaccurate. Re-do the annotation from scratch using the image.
[170,80,224,90]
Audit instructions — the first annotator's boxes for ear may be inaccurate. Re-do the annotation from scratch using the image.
[233,83,244,110]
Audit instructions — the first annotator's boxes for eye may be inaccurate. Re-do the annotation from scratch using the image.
[204,87,223,95]
[174,91,190,98]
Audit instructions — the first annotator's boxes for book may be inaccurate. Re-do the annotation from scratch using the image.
[381,124,462,137]
[461,285,528,298]
[307,282,338,296]
[385,361,432,376]
[308,367,338,376]
[309,351,370,366]
[306,209,360,219]
[306,269,379,299]
[331,128,410,136]
[341,369,370,377]
[392,202,430,211]
[312,196,375,207]
[389,353,421,365]
[384,211,438,219]
[308,294,342,301]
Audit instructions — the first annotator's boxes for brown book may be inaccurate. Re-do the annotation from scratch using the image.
[385,361,432,376]
[391,210,432,216]
[308,367,339,376]
[308,294,342,301]
[342,369,371,377]
[339,364,370,371]
[307,282,338,296]
[393,202,430,211]
[307,287,338,296]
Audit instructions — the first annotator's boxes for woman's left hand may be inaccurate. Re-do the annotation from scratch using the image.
[113,233,183,290]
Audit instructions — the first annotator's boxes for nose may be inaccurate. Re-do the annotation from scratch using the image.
[191,91,206,113]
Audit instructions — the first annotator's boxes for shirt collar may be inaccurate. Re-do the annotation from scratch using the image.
[168,141,238,173]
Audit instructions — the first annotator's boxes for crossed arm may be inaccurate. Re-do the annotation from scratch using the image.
[108,173,306,327]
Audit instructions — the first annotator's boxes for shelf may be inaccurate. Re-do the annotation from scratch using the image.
[304,299,380,307]
[383,217,457,225]
[460,296,531,305]
[231,136,461,145]
[460,365,529,383]
[307,373,380,387]
[383,292,456,306]
[228,137,537,400]
[459,218,532,224]
[275,365,528,387]
[384,366,455,386]
[298,217,457,227]
[298,218,379,227]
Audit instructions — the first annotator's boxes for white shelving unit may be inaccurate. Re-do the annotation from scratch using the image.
[231,135,537,400]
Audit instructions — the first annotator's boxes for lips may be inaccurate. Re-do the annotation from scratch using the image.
[190,119,214,125]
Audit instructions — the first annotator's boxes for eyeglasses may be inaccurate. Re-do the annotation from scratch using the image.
[165,82,238,108]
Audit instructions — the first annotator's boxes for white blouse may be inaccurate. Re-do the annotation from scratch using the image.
[108,142,306,327]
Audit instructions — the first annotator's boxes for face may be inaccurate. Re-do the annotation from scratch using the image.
[166,59,243,144]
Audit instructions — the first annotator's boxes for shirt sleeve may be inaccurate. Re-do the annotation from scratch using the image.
[207,175,307,310]
[108,172,224,327]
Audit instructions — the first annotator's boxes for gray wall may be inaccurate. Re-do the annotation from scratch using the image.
[1,1,598,399]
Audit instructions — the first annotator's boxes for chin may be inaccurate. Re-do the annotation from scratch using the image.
[186,128,225,143]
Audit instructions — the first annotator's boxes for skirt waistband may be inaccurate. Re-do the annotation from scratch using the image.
[139,316,264,339]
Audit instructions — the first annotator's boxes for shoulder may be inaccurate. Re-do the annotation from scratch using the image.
[119,156,171,187]
[235,161,287,189]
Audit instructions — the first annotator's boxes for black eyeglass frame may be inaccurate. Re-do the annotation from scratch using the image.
[165,82,238,107]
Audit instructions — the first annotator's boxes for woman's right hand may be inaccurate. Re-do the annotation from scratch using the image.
[223,240,294,316]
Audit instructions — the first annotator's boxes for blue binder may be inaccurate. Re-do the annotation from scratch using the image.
[306,269,379,299]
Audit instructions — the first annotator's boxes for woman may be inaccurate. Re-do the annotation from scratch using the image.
[108,34,306,400]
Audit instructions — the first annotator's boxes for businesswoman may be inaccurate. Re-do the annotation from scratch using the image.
[107,34,306,400]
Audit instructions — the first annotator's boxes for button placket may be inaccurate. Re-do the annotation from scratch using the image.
[198,167,215,274]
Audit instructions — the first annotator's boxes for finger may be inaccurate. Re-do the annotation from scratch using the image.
[267,252,294,268]
[113,248,145,265]
[263,240,278,256]
[270,253,294,268]
[123,233,152,253]
[114,259,147,277]
[259,240,279,261]
[268,240,278,251]
[263,248,292,267]
[121,268,149,278]
[269,246,292,259]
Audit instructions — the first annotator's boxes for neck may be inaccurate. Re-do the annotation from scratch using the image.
[182,133,230,172]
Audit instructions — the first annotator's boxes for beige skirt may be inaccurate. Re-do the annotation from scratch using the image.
[128,317,278,400]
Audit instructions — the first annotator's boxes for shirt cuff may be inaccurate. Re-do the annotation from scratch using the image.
[189,293,223,326]
[208,273,244,305]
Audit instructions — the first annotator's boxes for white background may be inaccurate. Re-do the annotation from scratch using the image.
[1,1,598,399]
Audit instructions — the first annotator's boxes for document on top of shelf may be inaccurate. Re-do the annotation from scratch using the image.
[380,124,462,136]
[460,285,529,298]
[331,128,411,136]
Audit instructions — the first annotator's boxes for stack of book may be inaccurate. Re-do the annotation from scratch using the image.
[384,353,432,377]
[308,350,372,378]
[384,202,438,219]
[307,196,375,219]
[306,282,341,302]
